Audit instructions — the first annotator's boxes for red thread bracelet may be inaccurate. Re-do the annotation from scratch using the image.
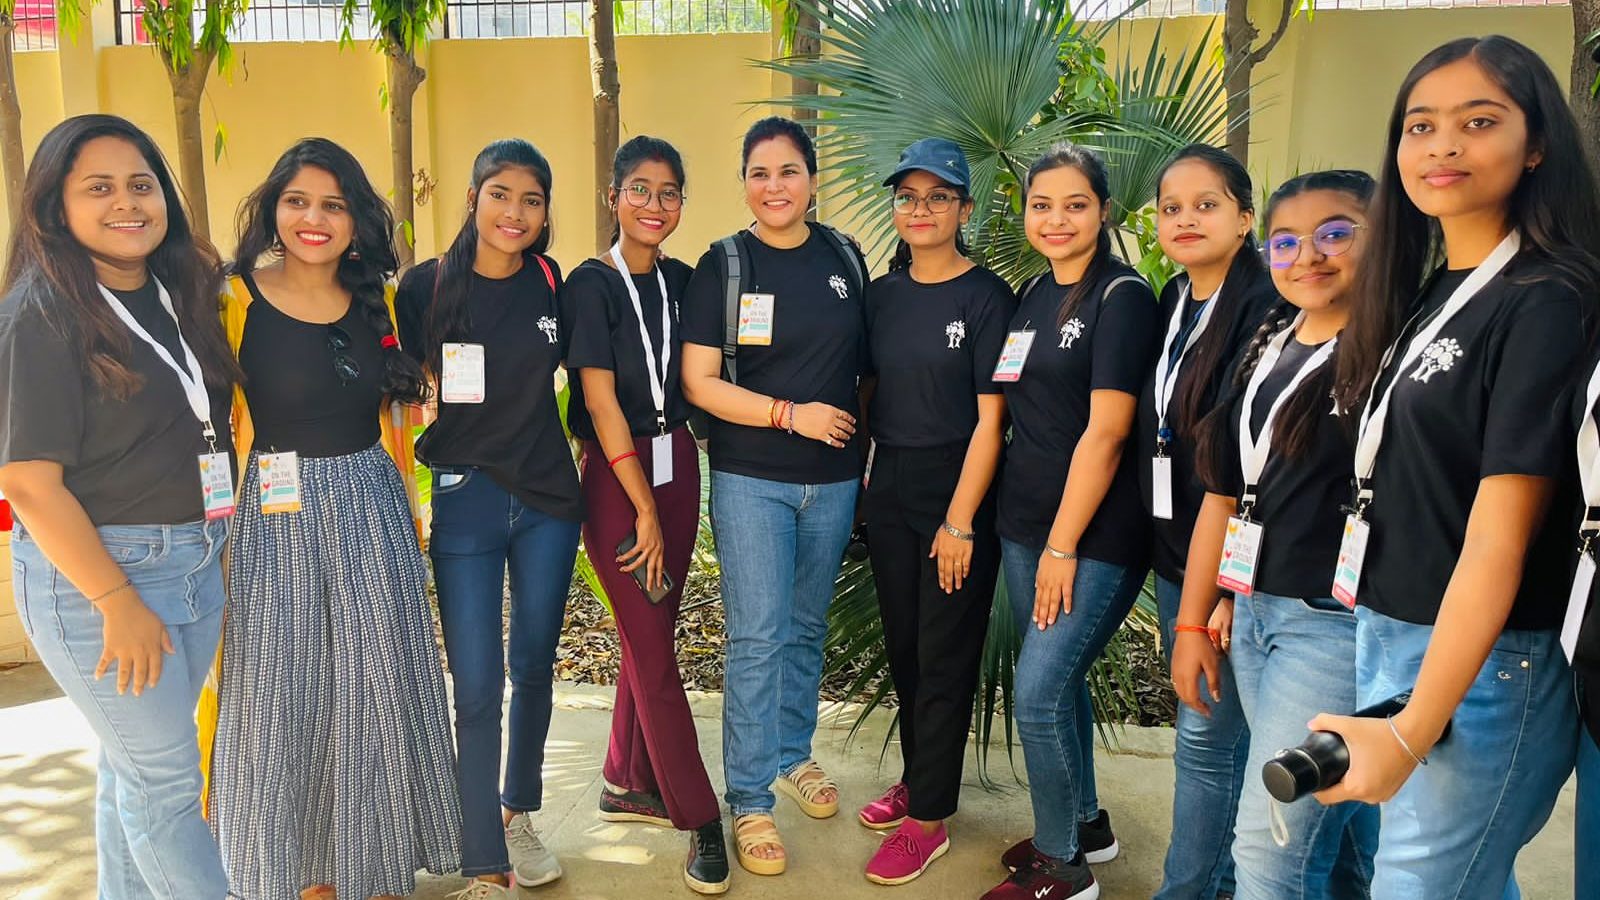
[608,450,639,468]
[1174,624,1215,636]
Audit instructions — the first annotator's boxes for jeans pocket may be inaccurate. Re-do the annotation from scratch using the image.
[432,467,475,497]
[1297,595,1352,616]
[100,536,163,569]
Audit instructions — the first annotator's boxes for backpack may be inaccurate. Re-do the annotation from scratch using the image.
[716,221,867,385]
[1018,270,1147,338]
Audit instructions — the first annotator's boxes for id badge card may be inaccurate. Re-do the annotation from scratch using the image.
[737,293,775,346]
[440,342,486,404]
[258,452,303,515]
[1216,516,1264,596]
[992,330,1036,382]
[1561,552,1596,663]
[198,452,236,520]
[1151,456,1174,520]
[1331,514,1370,609]
[651,434,674,487]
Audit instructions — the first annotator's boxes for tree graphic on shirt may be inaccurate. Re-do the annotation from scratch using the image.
[538,316,558,344]
[1059,317,1085,349]
[1410,337,1463,383]
[946,320,966,349]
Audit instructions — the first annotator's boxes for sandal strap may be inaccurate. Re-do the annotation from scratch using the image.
[785,760,837,800]
[734,813,782,851]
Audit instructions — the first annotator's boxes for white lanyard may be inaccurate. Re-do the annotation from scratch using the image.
[608,244,672,433]
[1351,231,1521,507]
[1236,313,1337,512]
[1578,359,1600,521]
[1562,356,1600,663]
[96,277,217,448]
[1153,280,1219,441]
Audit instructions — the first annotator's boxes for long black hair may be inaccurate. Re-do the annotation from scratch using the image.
[741,116,817,176]
[233,137,425,404]
[3,114,241,399]
[609,135,685,247]
[1333,35,1600,412]
[1158,143,1269,438]
[1193,169,1376,491]
[886,175,972,273]
[424,138,554,377]
[1025,142,1113,328]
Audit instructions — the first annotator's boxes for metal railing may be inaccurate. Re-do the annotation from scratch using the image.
[8,1,59,51]
[444,0,767,39]
[114,0,376,45]
[1111,0,1565,17]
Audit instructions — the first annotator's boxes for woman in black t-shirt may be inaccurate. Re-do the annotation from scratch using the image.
[0,115,239,899]
[679,117,867,876]
[561,137,727,894]
[1310,37,1600,895]
[394,139,579,896]
[853,138,1014,886]
[1138,144,1279,900]
[207,138,461,900]
[1173,171,1380,899]
[981,145,1159,900]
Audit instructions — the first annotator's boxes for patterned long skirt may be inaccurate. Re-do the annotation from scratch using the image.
[211,444,462,899]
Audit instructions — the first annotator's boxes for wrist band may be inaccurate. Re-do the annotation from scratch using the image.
[1174,624,1213,636]
[1386,715,1428,767]
[940,521,975,542]
[1044,544,1076,560]
[89,578,132,604]
[608,450,639,468]
[784,401,796,434]
[769,398,784,429]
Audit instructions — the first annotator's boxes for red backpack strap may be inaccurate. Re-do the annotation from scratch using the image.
[533,254,556,292]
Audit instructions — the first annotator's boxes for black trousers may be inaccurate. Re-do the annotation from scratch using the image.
[863,441,999,821]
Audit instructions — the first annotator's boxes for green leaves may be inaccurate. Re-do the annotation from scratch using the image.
[347,0,447,55]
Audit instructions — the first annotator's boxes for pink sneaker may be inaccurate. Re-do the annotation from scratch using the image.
[864,819,950,885]
[858,782,910,830]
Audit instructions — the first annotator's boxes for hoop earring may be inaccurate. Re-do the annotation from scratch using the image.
[270,235,284,254]
[347,248,361,261]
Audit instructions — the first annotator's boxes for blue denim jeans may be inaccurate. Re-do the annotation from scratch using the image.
[428,467,581,877]
[1002,538,1142,861]
[1229,591,1378,900]
[1575,680,1598,895]
[710,471,858,815]
[1154,575,1249,899]
[1355,606,1575,900]
[13,519,229,900]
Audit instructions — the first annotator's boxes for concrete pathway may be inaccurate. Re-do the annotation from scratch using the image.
[0,662,1577,899]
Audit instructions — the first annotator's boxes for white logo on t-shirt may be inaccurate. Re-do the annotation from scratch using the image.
[1059,318,1085,349]
[537,315,559,344]
[946,320,966,349]
[829,275,850,299]
[1410,337,1463,383]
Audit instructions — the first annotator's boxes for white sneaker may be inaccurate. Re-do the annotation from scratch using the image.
[506,812,563,888]
[447,881,514,899]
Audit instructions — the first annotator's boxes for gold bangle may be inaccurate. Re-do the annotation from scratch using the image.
[1044,544,1076,560]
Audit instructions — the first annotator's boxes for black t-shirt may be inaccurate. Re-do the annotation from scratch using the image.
[1137,269,1282,583]
[1362,258,1585,630]
[561,257,694,442]
[395,255,583,522]
[237,274,384,458]
[996,262,1159,566]
[0,279,234,526]
[680,227,868,484]
[1213,335,1351,599]
[866,266,1015,449]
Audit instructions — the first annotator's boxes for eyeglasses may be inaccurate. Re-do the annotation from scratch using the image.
[891,190,962,215]
[1265,220,1365,269]
[326,324,360,385]
[621,183,684,211]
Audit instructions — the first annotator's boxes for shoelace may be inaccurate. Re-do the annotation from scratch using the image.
[885,783,909,807]
[506,817,546,853]
[881,830,925,860]
[446,882,504,900]
[696,827,728,862]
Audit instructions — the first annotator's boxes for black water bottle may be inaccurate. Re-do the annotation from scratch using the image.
[844,523,870,563]
[1261,691,1450,803]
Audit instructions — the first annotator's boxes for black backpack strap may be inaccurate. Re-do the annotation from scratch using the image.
[717,234,745,385]
[1101,274,1146,302]
[1020,273,1047,302]
[816,223,867,296]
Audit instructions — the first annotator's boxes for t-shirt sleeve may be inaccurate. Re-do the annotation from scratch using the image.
[563,267,618,372]
[0,303,86,470]
[1091,278,1159,395]
[971,277,1018,395]
[394,263,431,366]
[679,247,726,349]
[1482,283,1587,478]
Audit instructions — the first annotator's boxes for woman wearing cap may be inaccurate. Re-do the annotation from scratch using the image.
[854,138,1015,886]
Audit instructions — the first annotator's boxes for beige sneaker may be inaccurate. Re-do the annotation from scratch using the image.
[506,812,563,887]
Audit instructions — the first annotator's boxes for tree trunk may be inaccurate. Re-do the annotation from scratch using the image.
[1574,0,1600,168]
[792,5,819,220]
[386,46,425,268]
[0,17,25,227]
[167,55,215,242]
[588,0,619,254]
[1222,0,1260,167]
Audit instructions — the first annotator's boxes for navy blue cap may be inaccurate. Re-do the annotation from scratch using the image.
[883,137,970,190]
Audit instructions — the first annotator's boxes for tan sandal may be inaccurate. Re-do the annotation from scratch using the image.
[774,760,839,819]
[734,813,787,875]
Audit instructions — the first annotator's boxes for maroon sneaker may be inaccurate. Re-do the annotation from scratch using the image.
[598,786,672,827]
[1000,837,1038,872]
[981,851,1099,900]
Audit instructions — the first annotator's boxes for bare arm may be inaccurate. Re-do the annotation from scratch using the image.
[1033,388,1137,628]
[0,460,173,695]
[1170,491,1234,714]
[680,342,856,446]
[931,394,1007,593]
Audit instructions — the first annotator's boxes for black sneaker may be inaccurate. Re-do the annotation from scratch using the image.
[598,787,672,827]
[1078,809,1119,864]
[684,820,731,895]
[981,850,1100,900]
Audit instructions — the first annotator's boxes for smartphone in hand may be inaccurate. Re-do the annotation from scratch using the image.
[616,531,673,604]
